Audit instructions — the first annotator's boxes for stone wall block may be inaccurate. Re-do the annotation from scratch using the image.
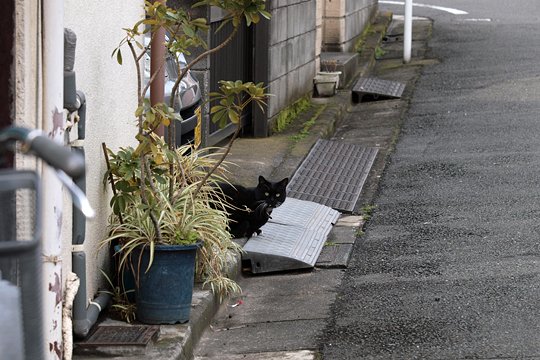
[325,0,345,18]
[270,6,289,45]
[288,31,316,71]
[324,17,344,44]
[316,25,322,60]
[316,0,323,27]
[344,7,369,40]
[277,0,307,9]
[346,0,376,14]
[286,63,313,107]
[287,3,300,38]
[267,75,289,118]
[269,41,289,80]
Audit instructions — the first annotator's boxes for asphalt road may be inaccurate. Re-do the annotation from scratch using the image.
[321,1,540,359]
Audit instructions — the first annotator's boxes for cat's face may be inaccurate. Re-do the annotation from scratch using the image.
[256,176,288,209]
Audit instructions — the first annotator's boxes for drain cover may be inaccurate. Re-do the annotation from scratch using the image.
[77,325,159,347]
[352,77,405,103]
[243,198,340,274]
[287,139,378,212]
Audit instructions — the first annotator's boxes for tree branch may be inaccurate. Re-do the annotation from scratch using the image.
[191,119,242,199]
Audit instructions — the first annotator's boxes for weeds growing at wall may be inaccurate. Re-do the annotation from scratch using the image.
[290,104,326,142]
[273,96,312,133]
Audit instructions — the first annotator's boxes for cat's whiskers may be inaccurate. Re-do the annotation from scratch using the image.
[254,202,271,218]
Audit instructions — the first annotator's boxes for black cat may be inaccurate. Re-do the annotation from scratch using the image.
[218,176,288,239]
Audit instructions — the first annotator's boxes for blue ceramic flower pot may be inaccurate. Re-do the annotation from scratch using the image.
[131,242,201,324]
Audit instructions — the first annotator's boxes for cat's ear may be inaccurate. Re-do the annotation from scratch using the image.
[278,177,289,187]
[258,175,268,185]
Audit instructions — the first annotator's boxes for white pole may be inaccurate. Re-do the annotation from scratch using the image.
[404,0,413,63]
[42,0,65,358]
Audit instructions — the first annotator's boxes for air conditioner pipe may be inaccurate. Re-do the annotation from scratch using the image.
[75,91,86,140]
[71,147,86,245]
[71,252,110,338]
[70,150,110,338]
[64,28,110,339]
[64,29,86,141]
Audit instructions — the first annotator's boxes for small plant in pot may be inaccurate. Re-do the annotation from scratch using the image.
[103,139,238,324]
[100,0,269,324]
[314,59,342,97]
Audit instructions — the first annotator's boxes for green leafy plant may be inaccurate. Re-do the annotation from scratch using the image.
[101,0,270,304]
[99,269,136,323]
[290,104,326,142]
[354,23,374,55]
[375,45,386,59]
[102,138,242,298]
[360,204,376,222]
[274,96,311,132]
[355,229,365,237]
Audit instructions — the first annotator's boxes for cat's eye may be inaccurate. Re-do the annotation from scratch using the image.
[265,192,270,196]
[276,194,280,197]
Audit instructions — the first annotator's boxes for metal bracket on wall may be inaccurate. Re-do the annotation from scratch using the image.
[352,77,405,103]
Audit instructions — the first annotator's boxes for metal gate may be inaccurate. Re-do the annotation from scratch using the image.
[206,15,253,145]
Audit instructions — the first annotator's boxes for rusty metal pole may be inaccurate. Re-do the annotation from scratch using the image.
[150,0,166,136]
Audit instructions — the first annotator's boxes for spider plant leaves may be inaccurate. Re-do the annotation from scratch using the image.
[102,139,242,300]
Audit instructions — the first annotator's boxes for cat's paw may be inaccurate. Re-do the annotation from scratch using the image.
[255,229,262,235]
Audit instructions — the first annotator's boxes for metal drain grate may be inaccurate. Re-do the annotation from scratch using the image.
[243,198,340,274]
[287,140,378,212]
[77,325,159,347]
[352,77,405,103]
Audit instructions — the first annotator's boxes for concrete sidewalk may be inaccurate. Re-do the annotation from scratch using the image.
[193,15,434,360]
[74,12,433,360]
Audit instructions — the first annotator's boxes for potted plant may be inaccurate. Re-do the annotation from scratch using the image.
[100,0,269,324]
[314,59,342,97]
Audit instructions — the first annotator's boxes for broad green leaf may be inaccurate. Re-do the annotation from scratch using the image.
[146,111,155,124]
[116,48,123,65]
[135,106,144,117]
[260,10,271,19]
[210,105,225,114]
[146,242,155,273]
[228,109,239,123]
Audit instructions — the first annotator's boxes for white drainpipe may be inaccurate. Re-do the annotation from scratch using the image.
[42,0,65,358]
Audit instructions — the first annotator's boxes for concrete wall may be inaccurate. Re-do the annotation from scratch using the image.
[265,0,377,130]
[323,0,378,52]
[62,1,141,298]
[12,0,141,332]
[315,0,323,72]
[266,0,317,125]
[14,0,39,141]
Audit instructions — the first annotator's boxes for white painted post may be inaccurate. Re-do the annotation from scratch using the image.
[42,0,65,358]
[404,0,413,63]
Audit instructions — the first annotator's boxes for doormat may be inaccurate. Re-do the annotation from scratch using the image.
[287,139,378,212]
[352,77,405,103]
[76,325,159,347]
